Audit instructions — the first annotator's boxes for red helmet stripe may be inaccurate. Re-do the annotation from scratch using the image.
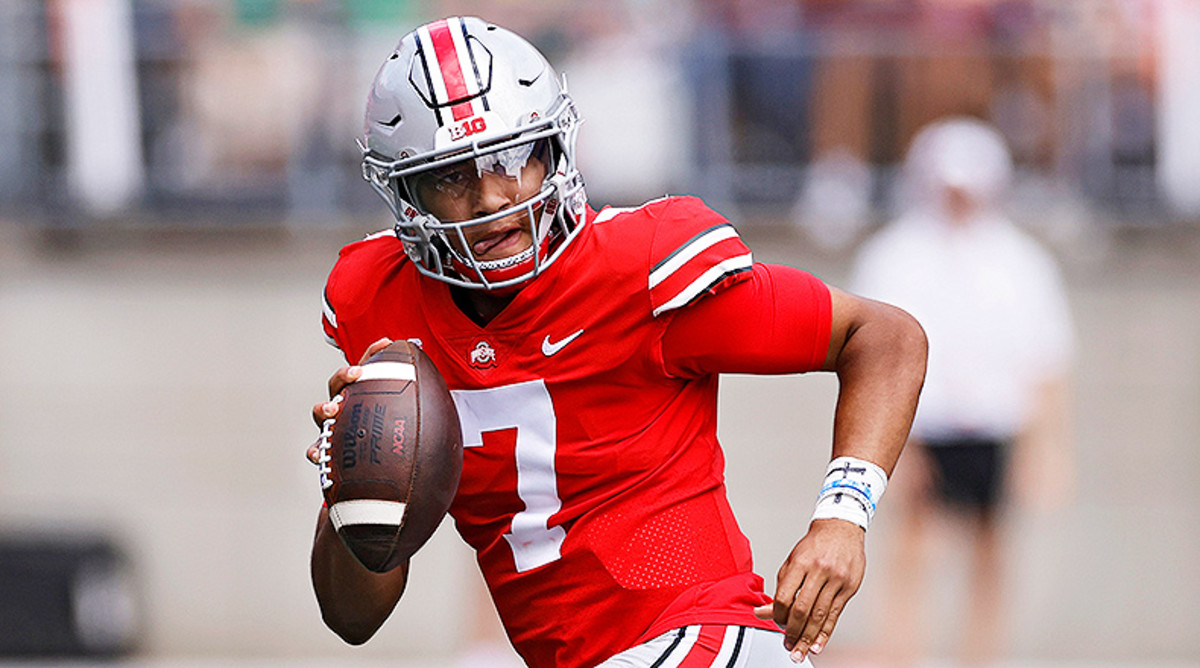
[426,19,475,121]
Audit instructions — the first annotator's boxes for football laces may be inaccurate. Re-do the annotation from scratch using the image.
[317,417,336,491]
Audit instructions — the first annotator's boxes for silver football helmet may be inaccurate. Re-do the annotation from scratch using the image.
[360,16,587,291]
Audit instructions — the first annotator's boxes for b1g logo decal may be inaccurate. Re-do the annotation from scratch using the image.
[449,116,487,141]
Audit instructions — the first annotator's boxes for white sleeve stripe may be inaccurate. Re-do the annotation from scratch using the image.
[357,361,416,382]
[322,294,338,329]
[652,253,753,317]
[648,225,740,289]
[328,499,407,529]
[324,332,340,349]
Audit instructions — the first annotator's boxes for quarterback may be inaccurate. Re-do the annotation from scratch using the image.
[307,16,926,668]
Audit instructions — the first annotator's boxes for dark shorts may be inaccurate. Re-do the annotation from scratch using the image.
[922,436,1010,513]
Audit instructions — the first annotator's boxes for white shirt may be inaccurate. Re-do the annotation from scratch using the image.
[851,209,1074,442]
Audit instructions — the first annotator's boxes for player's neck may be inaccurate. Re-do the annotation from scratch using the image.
[451,286,515,327]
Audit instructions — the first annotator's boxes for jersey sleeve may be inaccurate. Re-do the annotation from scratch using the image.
[658,262,832,378]
[321,286,345,357]
[645,197,755,317]
[320,230,405,364]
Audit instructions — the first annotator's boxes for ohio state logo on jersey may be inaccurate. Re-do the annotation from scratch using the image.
[469,340,497,369]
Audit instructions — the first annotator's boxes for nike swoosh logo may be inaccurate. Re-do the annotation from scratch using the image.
[518,71,543,87]
[541,329,584,356]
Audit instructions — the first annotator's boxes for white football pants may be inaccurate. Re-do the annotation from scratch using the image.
[595,625,814,668]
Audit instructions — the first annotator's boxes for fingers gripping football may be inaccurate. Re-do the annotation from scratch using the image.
[314,339,463,572]
[309,390,347,465]
[309,339,396,463]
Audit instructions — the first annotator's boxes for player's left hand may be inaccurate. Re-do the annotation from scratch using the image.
[755,518,866,663]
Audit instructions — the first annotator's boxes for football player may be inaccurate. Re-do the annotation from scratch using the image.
[307,16,926,668]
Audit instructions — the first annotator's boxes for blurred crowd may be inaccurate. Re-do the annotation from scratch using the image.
[0,0,1183,237]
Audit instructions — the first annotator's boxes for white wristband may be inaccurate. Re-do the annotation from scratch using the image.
[811,456,889,530]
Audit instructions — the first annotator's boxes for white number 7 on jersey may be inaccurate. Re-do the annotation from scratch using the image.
[451,380,566,572]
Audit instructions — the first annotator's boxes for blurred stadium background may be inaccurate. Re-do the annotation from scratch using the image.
[0,0,1197,666]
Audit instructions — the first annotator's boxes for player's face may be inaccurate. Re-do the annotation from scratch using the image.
[411,145,548,262]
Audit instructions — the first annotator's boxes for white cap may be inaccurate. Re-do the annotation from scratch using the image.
[904,116,1014,207]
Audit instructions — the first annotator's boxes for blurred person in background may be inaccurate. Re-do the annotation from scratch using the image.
[851,116,1074,666]
[307,16,926,668]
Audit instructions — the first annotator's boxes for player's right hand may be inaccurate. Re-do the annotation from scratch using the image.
[306,337,394,464]
[755,518,866,663]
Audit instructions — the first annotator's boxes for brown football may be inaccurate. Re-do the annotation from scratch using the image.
[318,340,462,572]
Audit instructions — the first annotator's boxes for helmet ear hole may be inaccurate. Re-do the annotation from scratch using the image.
[429,234,452,260]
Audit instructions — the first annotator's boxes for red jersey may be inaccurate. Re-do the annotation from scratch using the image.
[321,196,832,668]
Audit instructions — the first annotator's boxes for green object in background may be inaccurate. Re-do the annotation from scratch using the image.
[231,0,417,29]
[234,0,281,27]
[344,0,419,27]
